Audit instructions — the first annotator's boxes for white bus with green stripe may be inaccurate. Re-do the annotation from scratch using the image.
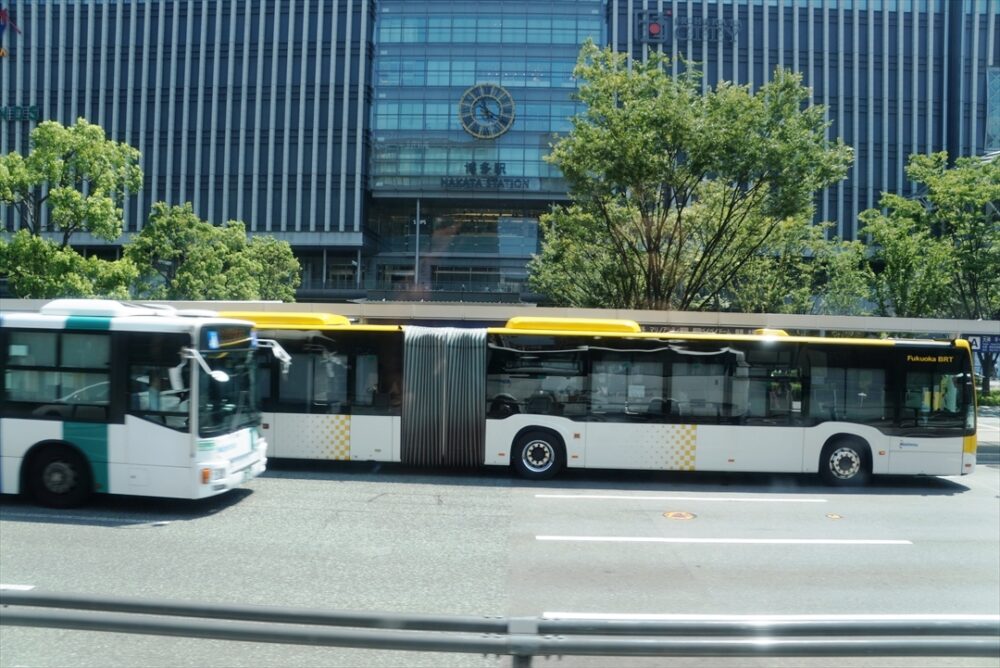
[1,300,286,507]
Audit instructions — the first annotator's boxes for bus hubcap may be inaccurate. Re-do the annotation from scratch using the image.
[524,441,553,472]
[43,461,77,494]
[830,448,860,479]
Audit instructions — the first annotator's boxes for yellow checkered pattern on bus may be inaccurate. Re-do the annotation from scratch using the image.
[322,415,351,460]
[665,424,697,470]
[631,424,698,470]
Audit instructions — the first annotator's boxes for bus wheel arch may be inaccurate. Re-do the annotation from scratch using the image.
[512,428,566,480]
[819,435,872,487]
[22,441,95,508]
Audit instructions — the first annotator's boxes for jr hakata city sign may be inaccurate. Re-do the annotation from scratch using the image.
[639,10,740,44]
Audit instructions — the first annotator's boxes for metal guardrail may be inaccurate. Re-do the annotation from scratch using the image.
[2,591,998,666]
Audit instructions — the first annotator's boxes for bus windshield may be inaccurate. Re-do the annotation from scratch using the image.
[198,348,260,437]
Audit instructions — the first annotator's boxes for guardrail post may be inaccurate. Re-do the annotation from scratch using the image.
[508,616,540,668]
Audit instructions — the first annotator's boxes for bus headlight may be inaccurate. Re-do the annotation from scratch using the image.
[201,467,227,484]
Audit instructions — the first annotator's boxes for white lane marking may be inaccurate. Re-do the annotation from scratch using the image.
[536,536,912,545]
[0,584,36,591]
[543,612,1000,622]
[535,494,826,503]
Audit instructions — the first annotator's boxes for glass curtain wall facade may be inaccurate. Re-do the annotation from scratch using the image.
[612,0,1000,241]
[368,1,602,297]
[1,0,374,293]
[3,1,997,301]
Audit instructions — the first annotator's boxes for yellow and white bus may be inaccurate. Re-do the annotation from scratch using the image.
[226,311,978,486]
[1,300,288,507]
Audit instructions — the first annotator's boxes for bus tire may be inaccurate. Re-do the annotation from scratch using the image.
[819,438,871,487]
[513,431,565,480]
[27,445,94,508]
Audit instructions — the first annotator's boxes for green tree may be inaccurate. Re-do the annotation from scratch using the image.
[0,118,143,247]
[0,230,137,298]
[530,42,853,310]
[861,152,1000,394]
[859,200,952,318]
[124,202,300,301]
[248,235,302,302]
[0,118,142,298]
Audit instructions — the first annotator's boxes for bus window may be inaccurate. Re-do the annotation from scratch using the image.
[802,346,891,427]
[126,333,190,430]
[313,350,348,413]
[354,354,379,406]
[900,350,970,430]
[735,345,800,425]
[486,338,586,418]
[666,347,736,422]
[590,351,664,420]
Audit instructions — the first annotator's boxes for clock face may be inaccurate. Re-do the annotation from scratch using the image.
[458,83,515,139]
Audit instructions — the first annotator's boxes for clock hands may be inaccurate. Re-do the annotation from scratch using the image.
[475,99,498,122]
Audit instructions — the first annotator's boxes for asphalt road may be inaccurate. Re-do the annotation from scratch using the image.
[1,456,998,668]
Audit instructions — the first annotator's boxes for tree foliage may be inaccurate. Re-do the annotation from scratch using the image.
[124,202,300,301]
[0,230,137,298]
[530,42,853,310]
[860,152,1000,392]
[0,118,143,246]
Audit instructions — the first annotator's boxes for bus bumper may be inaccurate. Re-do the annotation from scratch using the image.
[961,434,977,475]
[197,443,268,497]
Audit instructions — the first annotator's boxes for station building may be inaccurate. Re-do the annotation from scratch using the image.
[1,1,998,302]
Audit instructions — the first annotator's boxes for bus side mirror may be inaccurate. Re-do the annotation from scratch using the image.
[258,339,292,377]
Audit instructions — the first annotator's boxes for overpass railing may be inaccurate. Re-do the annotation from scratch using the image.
[2,590,998,667]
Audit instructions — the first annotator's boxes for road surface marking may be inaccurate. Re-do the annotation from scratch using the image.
[0,584,35,591]
[535,494,826,503]
[536,535,911,545]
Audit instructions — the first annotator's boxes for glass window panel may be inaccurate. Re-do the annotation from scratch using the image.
[401,17,425,43]
[477,60,501,82]
[502,17,527,43]
[452,18,475,42]
[526,60,550,86]
[499,147,524,161]
[62,333,110,368]
[526,17,551,43]
[428,17,451,42]
[6,370,61,402]
[427,61,450,86]
[477,16,502,42]
[578,18,602,42]
[8,332,57,366]
[552,18,577,44]
[378,17,401,43]
[401,61,425,86]
[377,59,401,86]
[451,62,474,86]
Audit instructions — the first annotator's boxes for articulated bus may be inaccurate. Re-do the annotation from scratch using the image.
[225,311,978,486]
[1,300,289,507]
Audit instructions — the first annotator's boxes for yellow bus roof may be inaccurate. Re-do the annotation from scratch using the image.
[502,316,643,333]
[218,311,402,333]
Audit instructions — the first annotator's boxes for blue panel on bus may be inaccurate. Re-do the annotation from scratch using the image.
[63,422,109,492]
[65,316,113,331]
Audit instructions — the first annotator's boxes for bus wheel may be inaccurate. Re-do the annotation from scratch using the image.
[28,446,93,508]
[513,431,564,480]
[819,439,870,487]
